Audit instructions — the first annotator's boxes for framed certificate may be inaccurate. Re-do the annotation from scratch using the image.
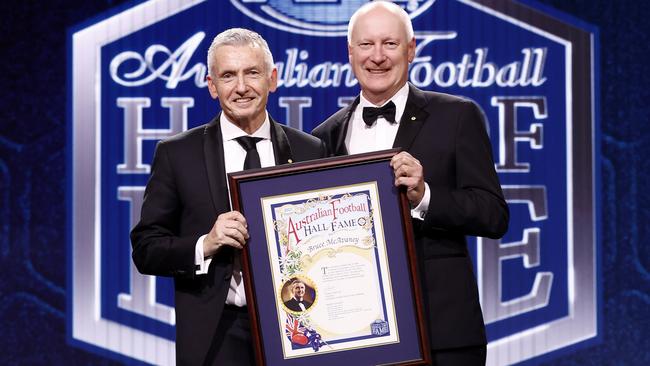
[229,149,430,366]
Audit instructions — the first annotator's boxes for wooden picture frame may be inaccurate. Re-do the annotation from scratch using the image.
[228,149,430,366]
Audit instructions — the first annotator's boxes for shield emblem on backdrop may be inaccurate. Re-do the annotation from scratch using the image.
[69,1,598,364]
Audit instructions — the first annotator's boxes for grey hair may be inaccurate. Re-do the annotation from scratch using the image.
[291,279,306,288]
[206,28,275,78]
[347,1,415,45]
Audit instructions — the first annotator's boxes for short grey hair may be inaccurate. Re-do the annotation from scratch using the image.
[207,28,275,78]
[347,1,415,45]
[292,279,305,287]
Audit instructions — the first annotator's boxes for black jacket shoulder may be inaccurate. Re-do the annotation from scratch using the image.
[280,123,327,161]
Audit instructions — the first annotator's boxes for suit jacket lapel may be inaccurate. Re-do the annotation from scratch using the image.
[392,84,430,150]
[269,116,294,165]
[203,114,230,212]
[333,97,359,156]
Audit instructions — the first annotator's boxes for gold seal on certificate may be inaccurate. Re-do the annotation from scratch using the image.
[261,182,399,359]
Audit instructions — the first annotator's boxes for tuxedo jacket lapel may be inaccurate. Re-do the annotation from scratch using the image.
[329,88,429,153]
[203,114,230,213]
[203,115,294,209]
[269,116,294,165]
[392,84,430,151]
[332,97,360,156]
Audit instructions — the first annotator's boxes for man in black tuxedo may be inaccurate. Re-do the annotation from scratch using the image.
[312,3,509,365]
[131,28,325,366]
[283,279,313,312]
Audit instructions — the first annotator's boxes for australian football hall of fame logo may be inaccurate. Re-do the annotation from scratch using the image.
[68,0,599,365]
[229,0,435,36]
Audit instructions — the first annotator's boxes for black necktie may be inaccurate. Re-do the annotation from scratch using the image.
[362,100,396,126]
[230,136,263,305]
[235,136,263,170]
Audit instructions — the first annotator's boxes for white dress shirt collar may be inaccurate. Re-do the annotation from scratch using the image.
[359,82,410,124]
[220,112,272,141]
[346,83,410,155]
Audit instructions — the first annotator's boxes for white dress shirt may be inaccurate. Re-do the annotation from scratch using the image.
[345,83,430,219]
[194,113,276,306]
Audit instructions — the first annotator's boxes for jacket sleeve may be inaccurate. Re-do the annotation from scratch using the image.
[423,100,509,239]
[130,141,201,279]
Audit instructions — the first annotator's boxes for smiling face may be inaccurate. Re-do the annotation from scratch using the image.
[348,6,415,105]
[292,282,306,299]
[206,44,277,133]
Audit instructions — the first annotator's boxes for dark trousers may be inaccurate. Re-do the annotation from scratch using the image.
[206,305,254,366]
[431,345,486,366]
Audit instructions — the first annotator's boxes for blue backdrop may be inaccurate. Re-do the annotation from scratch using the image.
[0,0,648,365]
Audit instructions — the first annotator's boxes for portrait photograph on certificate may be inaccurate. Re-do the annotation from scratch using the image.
[229,150,430,366]
[262,182,399,358]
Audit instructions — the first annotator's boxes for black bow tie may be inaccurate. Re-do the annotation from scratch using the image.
[362,101,396,126]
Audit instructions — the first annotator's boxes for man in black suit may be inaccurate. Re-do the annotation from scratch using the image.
[131,28,325,366]
[283,279,313,312]
[312,3,509,365]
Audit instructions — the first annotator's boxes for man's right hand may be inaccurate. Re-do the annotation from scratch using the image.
[203,211,249,257]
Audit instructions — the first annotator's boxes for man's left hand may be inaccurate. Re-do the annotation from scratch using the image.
[390,151,425,207]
